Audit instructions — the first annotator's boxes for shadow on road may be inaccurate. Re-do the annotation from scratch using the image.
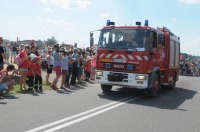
[98,87,197,110]
[0,101,7,104]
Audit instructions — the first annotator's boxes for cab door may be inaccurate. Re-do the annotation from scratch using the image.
[149,31,160,69]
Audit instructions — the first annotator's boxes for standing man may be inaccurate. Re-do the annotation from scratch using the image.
[0,37,6,70]
[11,43,17,63]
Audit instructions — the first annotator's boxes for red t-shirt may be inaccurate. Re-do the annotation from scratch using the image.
[85,60,91,72]
[35,63,42,75]
[0,69,8,76]
[19,50,29,68]
[27,62,36,76]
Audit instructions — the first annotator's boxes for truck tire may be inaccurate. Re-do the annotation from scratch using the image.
[148,74,160,98]
[167,74,176,90]
[101,84,112,93]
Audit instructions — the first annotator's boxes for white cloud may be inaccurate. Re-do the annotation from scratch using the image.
[99,13,109,18]
[177,0,200,4]
[43,8,52,12]
[181,37,200,55]
[39,0,92,9]
[172,18,178,21]
[46,19,73,26]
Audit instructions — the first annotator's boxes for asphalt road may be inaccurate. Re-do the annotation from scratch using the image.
[0,75,200,132]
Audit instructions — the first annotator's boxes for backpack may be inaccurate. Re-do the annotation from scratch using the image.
[14,53,24,66]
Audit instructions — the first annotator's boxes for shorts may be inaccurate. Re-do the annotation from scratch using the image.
[91,67,96,72]
[20,68,28,72]
[54,66,61,76]
[78,68,83,77]
[0,83,7,91]
[47,65,53,74]
[62,70,68,75]
[6,52,10,59]
[11,51,17,56]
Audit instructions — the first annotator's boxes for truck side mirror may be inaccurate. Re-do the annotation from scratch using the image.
[150,48,156,55]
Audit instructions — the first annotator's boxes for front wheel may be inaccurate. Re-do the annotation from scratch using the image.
[101,84,112,93]
[148,74,160,98]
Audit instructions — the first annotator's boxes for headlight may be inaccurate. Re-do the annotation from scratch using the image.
[96,71,103,76]
[135,75,148,80]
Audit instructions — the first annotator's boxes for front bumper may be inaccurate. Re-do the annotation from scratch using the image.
[95,70,149,89]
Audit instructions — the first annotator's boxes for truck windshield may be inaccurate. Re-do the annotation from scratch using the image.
[98,29,149,51]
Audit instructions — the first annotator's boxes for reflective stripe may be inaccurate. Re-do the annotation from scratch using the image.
[127,55,134,60]
[105,54,112,58]
[135,55,142,60]
[143,56,149,60]
[113,54,119,59]
[99,54,105,58]
[120,55,126,59]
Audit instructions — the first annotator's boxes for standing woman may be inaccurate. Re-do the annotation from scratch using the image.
[45,50,54,85]
[50,44,62,90]
[19,45,30,90]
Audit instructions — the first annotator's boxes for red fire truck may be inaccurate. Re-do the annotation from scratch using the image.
[94,20,180,97]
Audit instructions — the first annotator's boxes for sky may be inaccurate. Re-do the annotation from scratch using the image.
[0,0,200,55]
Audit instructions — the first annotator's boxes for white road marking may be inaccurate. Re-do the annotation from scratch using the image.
[44,96,140,132]
[26,96,137,132]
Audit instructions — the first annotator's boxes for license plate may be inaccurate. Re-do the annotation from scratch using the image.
[113,59,127,63]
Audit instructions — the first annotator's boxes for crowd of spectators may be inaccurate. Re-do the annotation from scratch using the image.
[180,59,200,76]
[0,37,97,99]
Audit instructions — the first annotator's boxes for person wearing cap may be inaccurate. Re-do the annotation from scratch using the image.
[34,56,43,92]
[0,37,6,70]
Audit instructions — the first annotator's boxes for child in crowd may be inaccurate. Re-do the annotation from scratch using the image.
[60,51,69,89]
[84,55,91,81]
[27,57,36,92]
[0,64,17,97]
[91,52,97,80]
[34,56,43,92]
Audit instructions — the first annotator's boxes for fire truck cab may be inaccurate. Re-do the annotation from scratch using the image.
[95,20,180,97]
